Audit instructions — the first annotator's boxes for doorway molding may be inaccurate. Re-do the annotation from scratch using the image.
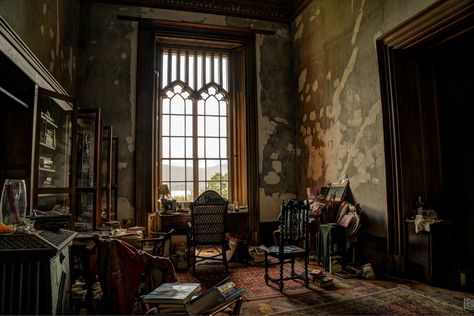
[376,0,473,272]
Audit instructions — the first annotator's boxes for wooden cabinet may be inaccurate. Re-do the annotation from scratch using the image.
[75,109,101,231]
[111,136,119,220]
[100,125,113,223]
[33,88,78,218]
[406,220,453,285]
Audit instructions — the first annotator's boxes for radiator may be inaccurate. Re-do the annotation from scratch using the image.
[0,229,76,315]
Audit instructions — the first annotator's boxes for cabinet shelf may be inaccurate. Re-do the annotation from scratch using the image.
[39,167,56,173]
[40,112,59,128]
[39,142,56,150]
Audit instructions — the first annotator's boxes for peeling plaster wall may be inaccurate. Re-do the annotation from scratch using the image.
[0,0,80,95]
[293,0,436,237]
[77,3,296,222]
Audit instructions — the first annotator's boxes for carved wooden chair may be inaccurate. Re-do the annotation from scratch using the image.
[138,228,174,257]
[187,190,228,275]
[263,198,310,291]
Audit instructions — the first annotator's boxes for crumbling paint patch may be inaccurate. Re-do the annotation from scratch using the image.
[326,71,331,80]
[347,108,362,127]
[270,152,279,160]
[113,79,119,85]
[274,117,288,124]
[276,28,288,38]
[40,25,44,35]
[329,46,359,119]
[351,9,364,45]
[120,52,127,59]
[294,23,304,42]
[298,68,307,93]
[125,136,135,152]
[264,171,280,185]
[117,197,134,221]
[272,160,282,173]
[312,80,318,92]
[309,111,316,121]
[287,143,295,153]
[259,189,295,222]
[118,162,128,170]
[295,15,303,27]
[259,115,277,171]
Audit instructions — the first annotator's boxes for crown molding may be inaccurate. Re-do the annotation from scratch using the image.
[81,0,312,23]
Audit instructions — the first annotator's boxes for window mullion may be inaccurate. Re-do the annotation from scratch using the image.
[192,97,198,200]
[167,48,172,84]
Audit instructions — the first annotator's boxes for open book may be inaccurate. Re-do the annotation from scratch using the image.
[185,278,245,315]
[141,282,201,305]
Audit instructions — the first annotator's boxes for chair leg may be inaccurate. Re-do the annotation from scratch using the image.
[304,256,309,287]
[279,259,284,291]
[222,242,228,274]
[264,252,269,285]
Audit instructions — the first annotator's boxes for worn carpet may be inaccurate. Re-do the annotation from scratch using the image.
[177,261,322,301]
[268,286,471,315]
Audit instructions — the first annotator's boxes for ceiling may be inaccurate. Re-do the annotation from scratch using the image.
[81,0,312,23]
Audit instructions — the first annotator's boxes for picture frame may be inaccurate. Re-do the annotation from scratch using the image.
[326,182,348,202]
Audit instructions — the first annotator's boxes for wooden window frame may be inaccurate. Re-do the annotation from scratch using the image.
[135,19,259,233]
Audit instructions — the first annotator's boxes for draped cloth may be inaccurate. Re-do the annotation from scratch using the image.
[96,238,177,314]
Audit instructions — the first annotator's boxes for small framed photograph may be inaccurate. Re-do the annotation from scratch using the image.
[326,183,348,201]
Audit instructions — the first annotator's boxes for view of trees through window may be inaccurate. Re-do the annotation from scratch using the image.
[159,46,230,201]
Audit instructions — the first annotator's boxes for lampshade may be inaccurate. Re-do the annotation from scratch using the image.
[159,184,170,195]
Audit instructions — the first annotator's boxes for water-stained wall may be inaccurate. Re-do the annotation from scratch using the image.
[77,3,296,222]
[0,0,80,95]
[293,0,436,237]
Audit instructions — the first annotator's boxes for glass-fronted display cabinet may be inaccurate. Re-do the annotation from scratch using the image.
[101,126,113,224]
[33,87,77,221]
[75,109,101,231]
[111,136,119,220]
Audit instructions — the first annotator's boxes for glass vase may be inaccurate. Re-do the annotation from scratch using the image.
[0,179,28,228]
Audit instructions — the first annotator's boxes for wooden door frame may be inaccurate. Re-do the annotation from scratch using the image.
[376,0,473,272]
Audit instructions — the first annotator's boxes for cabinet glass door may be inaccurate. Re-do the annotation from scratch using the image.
[34,87,77,217]
[111,136,119,220]
[101,126,113,224]
[76,109,101,231]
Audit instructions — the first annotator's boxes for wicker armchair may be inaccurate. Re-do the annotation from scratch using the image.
[187,190,228,275]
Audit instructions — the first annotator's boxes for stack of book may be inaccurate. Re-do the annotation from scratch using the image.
[310,269,334,288]
[141,282,201,314]
[185,278,245,315]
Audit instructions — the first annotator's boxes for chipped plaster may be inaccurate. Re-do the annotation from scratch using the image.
[259,188,295,222]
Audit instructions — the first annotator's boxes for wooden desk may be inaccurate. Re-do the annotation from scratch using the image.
[159,211,249,235]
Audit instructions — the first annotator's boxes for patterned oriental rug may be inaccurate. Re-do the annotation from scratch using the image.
[268,287,471,315]
[177,262,321,301]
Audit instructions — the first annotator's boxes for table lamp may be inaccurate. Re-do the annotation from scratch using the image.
[159,184,170,212]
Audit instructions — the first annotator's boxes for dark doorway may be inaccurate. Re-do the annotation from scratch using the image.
[435,33,474,271]
[377,0,474,289]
